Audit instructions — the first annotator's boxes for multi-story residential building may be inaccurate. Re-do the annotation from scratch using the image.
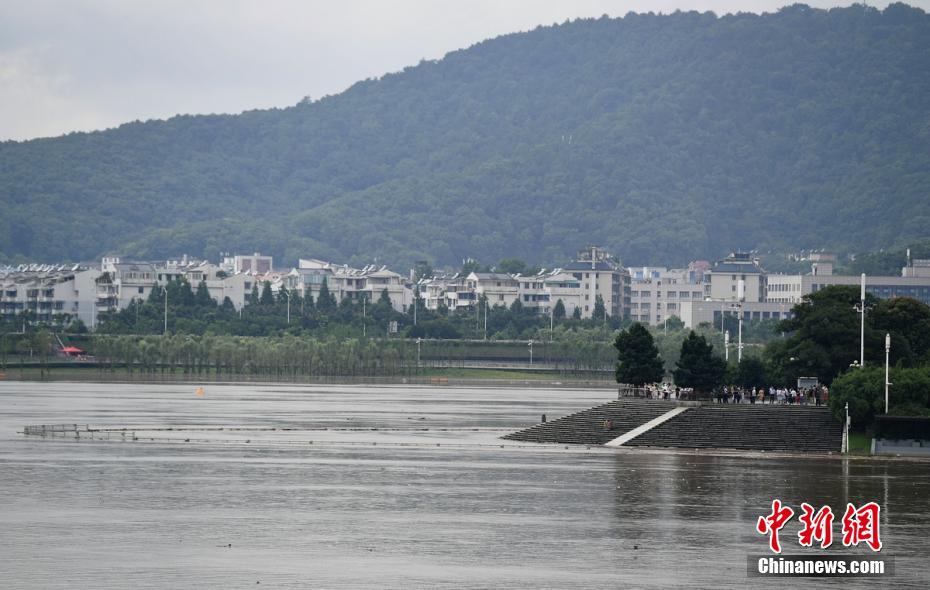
[232,253,273,275]
[513,271,585,317]
[561,246,630,319]
[287,258,412,313]
[629,267,707,326]
[96,259,158,315]
[705,252,766,302]
[466,272,520,308]
[0,265,101,328]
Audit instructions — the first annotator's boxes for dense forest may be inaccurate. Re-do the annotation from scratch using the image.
[1,4,929,268]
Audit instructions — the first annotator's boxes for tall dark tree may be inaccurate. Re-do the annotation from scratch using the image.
[195,281,214,307]
[772,286,879,385]
[674,331,726,395]
[572,307,582,320]
[553,298,566,320]
[614,323,664,386]
[247,283,260,306]
[734,357,767,389]
[316,278,337,312]
[593,295,606,320]
[259,281,275,306]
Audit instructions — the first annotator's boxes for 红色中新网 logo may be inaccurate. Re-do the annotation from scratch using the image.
[756,499,882,553]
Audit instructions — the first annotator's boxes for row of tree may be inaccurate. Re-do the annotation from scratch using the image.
[612,285,930,426]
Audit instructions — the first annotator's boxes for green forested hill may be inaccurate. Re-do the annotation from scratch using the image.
[2,3,929,268]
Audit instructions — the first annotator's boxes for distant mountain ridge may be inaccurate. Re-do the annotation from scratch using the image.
[1,3,929,269]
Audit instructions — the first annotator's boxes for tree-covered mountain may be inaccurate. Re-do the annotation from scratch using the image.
[2,3,929,269]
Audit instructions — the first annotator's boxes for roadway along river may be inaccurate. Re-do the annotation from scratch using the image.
[0,381,927,588]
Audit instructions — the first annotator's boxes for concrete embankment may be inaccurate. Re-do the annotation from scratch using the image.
[504,399,843,453]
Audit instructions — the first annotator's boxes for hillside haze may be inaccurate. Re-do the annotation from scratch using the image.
[2,3,929,269]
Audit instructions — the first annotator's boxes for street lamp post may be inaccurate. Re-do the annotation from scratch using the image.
[416,337,422,369]
[859,274,866,367]
[885,332,891,414]
[724,330,730,362]
[844,401,850,453]
[163,286,168,335]
[528,339,534,366]
[737,279,744,363]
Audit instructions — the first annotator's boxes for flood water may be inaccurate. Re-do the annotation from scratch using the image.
[0,381,928,589]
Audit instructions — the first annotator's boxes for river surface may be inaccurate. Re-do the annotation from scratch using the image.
[0,381,927,589]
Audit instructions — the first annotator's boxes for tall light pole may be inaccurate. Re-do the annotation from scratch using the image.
[483,297,488,340]
[737,279,744,363]
[724,330,730,362]
[860,273,866,367]
[885,332,891,414]
[549,303,554,341]
[163,286,168,335]
[416,337,422,368]
[285,289,290,324]
[528,339,534,366]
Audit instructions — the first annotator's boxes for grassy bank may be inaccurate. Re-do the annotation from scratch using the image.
[848,431,872,454]
[0,365,614,385]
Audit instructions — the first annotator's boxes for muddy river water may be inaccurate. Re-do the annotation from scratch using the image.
[0,381,927,588]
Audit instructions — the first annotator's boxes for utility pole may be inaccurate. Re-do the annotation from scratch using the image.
[737,279,744,363]
[163,287,168,335]
[483,298,488,340]
[528,339,534,366]
[362,295,366,337]
[549,304,553,341]
[724,330,730,362]
[885,333,891,414]
[860,273,866,367]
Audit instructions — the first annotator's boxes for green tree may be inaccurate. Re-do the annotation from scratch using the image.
[195,281,213,307]
[316,278,337,312]
[830,366,930,426]
[259,281,275,305]
[734,357,767,389]
[247,283,260,306]
[773,286,878,385]
[614,323,664,386]
[593,295,606,320]
[572,307,582,320]
[553,298,566,320]
[673,331,726,395]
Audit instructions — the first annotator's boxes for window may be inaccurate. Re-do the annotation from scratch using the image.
[498,294,504,301]
[680,291,690,298]
[138,287,144,294]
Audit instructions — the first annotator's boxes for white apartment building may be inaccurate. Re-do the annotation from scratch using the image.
[629,267,707,326]
[705,252,766,302]
[466,272,521,308]
[514,271,585,317]
[561,246,630,319]
[0,265,101,328]
[288,258,412,313]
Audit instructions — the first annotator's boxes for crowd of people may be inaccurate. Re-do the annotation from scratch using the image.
[713,384,829,406]
[623,383,829,406]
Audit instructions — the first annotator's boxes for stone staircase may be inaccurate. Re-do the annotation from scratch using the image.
[502,399,681,445]
[503,400,843,452]
[623,405,843,452]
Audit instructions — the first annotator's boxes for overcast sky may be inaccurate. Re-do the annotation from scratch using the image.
[1,0,925,142]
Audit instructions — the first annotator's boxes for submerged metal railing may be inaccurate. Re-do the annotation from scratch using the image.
[22,424,137,440]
